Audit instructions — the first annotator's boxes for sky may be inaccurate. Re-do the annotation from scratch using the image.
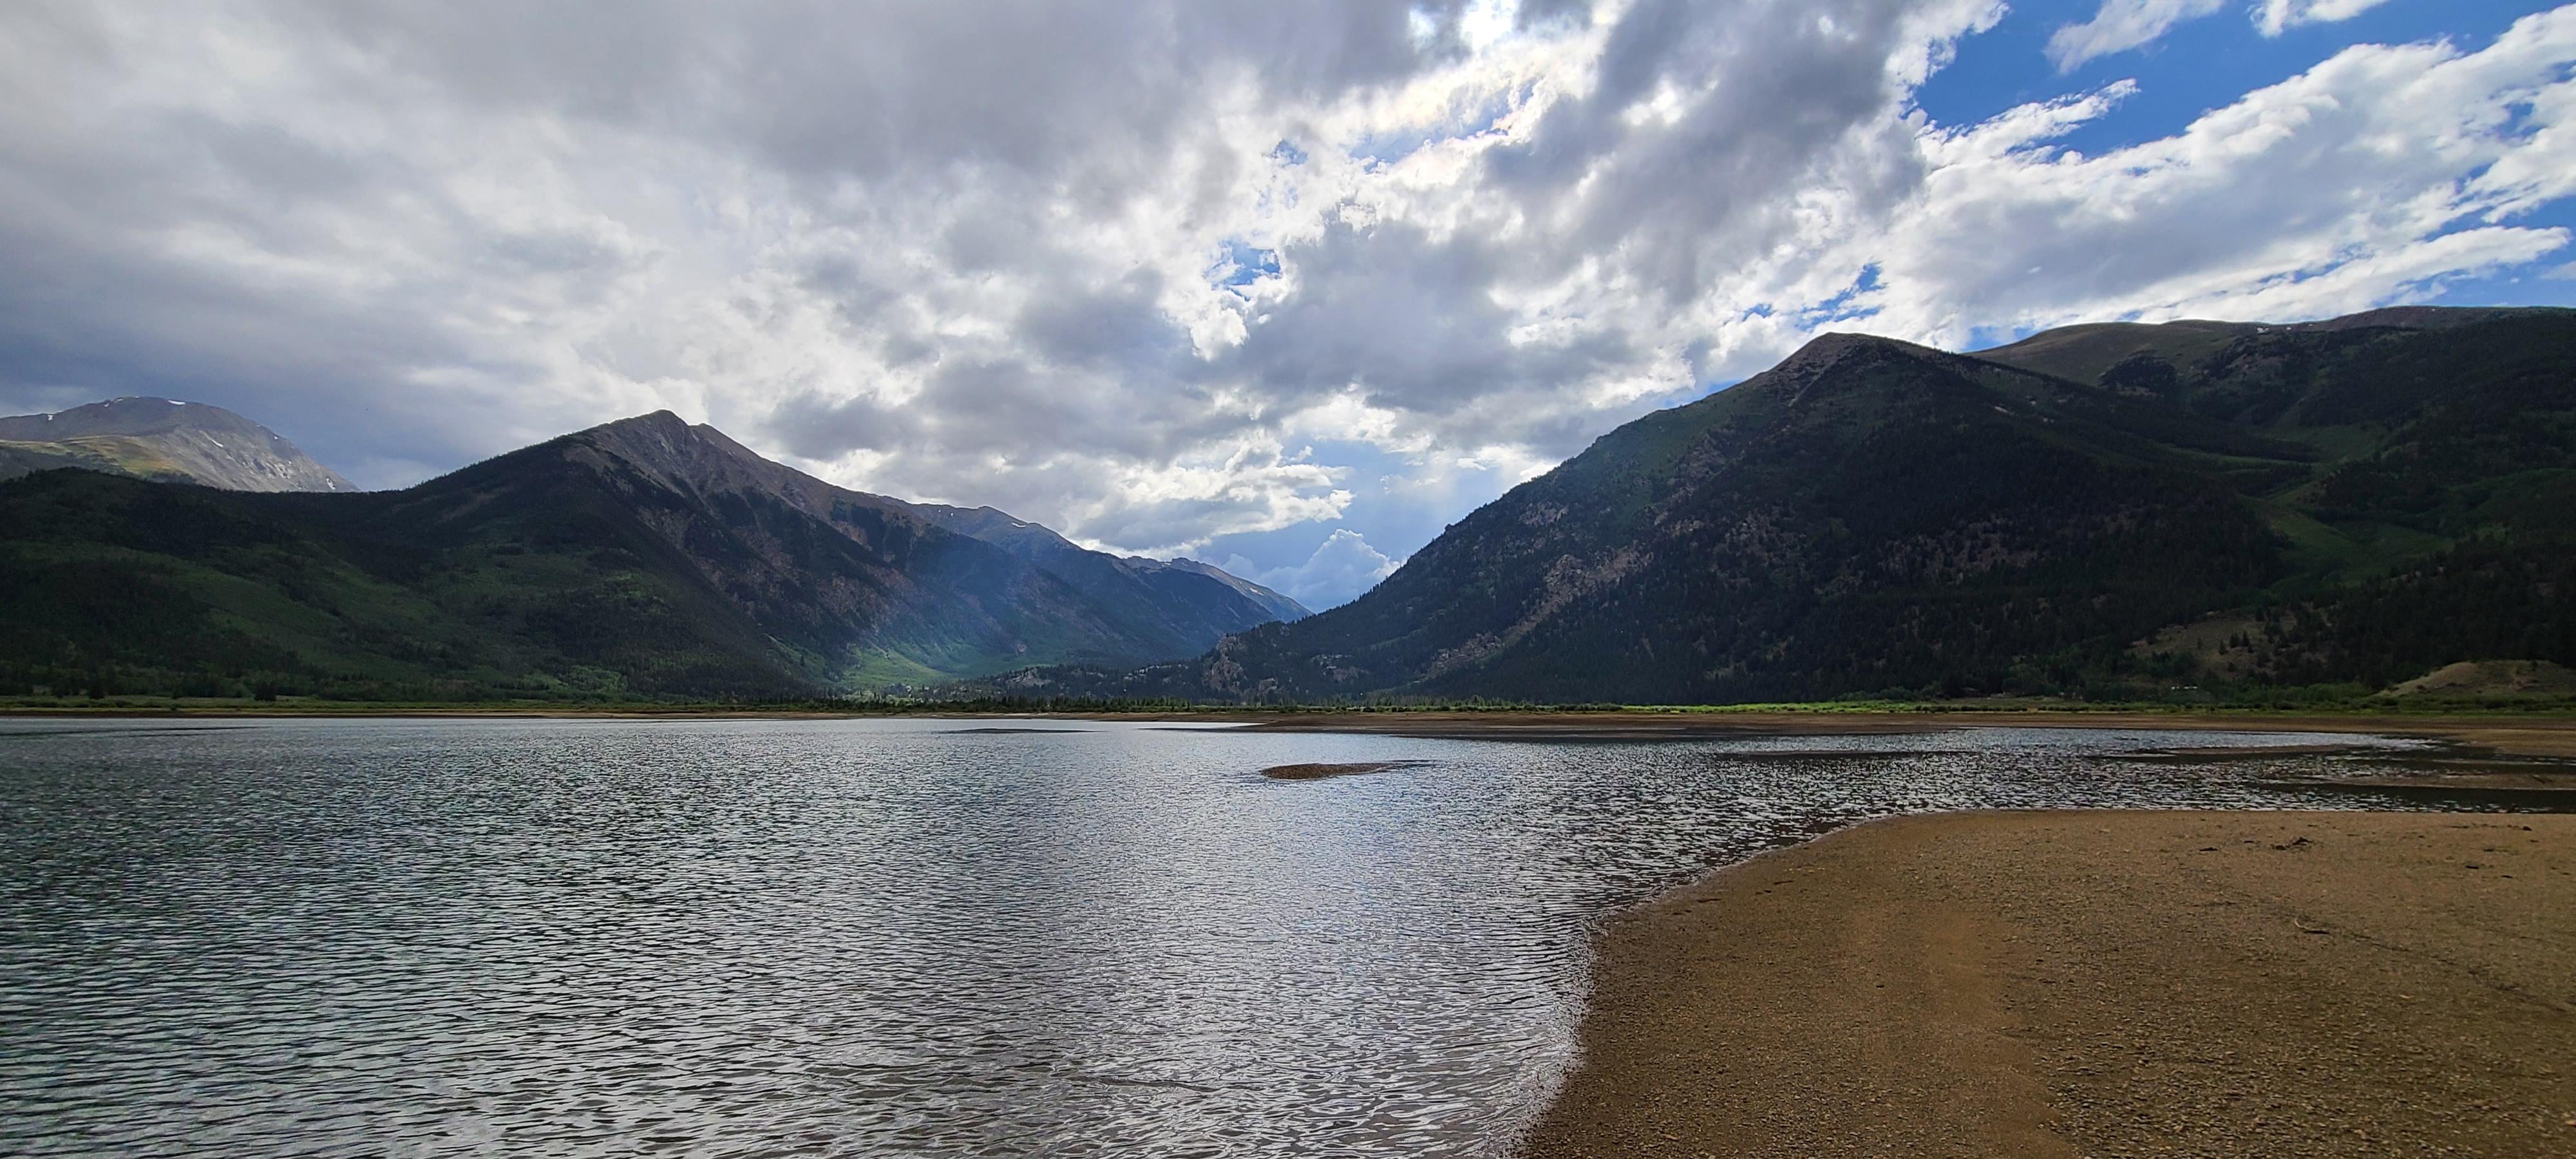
[3,1,2574,610]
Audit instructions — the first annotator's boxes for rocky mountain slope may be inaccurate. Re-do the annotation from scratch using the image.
[1021,306,2574,703]
[0,397,354,492]
[0,411,1300,699]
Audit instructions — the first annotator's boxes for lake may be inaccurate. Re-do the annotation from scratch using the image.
[0,717,2488,1156]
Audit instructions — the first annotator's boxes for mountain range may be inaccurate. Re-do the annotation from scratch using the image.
[0,397,354,493]
[0,410,1303,700]
[8,304,2568,705]
[987,305,2575,704]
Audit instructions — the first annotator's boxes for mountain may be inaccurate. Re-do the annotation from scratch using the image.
[1018,306,2575,704]
[1159,558,1312,625]
[0,397,354,492]
[0,411,1300,700]
[876,498,1308,628]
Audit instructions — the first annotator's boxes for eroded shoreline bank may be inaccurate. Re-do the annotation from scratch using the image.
[1517,810,2576,1158]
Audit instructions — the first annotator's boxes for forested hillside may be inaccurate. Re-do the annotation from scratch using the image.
[0,412,1300,700]
[993,307,2575,704]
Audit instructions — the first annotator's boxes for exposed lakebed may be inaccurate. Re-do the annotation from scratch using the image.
[0,717,2539,1156]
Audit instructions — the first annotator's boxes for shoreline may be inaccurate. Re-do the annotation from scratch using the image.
[1519,809,2576,1158]
[14,704,2574,763]
[1239,709,2576,761]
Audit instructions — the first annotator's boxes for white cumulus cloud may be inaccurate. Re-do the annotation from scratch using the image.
[2254,0,2399,38]
[2048,0,2228,71]
[1224,529,1403,611]
[1872,7,2576,339]
[2,1,2573,598]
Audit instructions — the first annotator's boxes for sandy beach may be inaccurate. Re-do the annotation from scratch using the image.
[1520,810,2576,1158]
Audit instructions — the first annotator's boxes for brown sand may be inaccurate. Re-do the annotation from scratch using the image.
[1522,811,2576,1158]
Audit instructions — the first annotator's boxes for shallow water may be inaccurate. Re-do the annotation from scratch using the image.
[0,717,2513,1156]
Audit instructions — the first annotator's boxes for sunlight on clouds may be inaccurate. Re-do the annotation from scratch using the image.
[1921,82,2143,165]
[1287,392,1437,456]
[1877,8,2576,344]
[2052,0,2404,71]
[5,0,2575,589]
[1452,444,1556,484]
[2254,0,2399,39]
[2155,225,2568,322]
[2047,0,2227,72]
[1223,528,1402,610]
[1085,440,1356,553]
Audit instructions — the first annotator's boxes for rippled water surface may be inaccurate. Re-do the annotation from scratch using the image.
[0,717,2496,1155]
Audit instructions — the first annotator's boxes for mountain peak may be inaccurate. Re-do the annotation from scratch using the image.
[584,409,694,439]
[579,409,735,453]
[1732,332,1956,410]
[6,396,263,439]
[1773,332,1944,378]
[453,410,1317,683]
[564,409,800,504]
[0,397,353,492]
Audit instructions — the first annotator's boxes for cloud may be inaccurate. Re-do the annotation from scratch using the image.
[2048,0,2228,71]
[1223,528,1402,610]
[1871,8,2576,339]
[2050,0,2403,70]
[1,1,2573,600]
[2253,0,2398,38]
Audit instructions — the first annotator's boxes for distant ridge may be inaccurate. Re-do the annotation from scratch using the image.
[0,397,353,493]
[869,496,1308,628]
[1970,305,2562,388]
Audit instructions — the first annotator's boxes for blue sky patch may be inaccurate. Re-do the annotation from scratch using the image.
[1211,240,1282,292]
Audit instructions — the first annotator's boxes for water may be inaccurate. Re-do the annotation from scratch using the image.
[0,717,2521,1156]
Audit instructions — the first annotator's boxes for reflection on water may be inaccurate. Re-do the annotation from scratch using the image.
[0,717,2497,1156]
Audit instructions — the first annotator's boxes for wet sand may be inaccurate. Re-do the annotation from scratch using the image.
[1521,811,2576,1158]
